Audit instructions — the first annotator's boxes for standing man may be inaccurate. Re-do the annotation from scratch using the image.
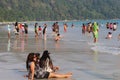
[43,24,47,40]
[34,23,38,38]
[24,23,28,38]
[55,22,59,34]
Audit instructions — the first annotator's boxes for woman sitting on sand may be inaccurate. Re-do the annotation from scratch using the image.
[26,52,72,80]
[39,50,59,72]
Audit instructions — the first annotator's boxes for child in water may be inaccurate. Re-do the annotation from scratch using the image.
[106,32,112,39]
[54,34,61,41]
[38,26,42,38]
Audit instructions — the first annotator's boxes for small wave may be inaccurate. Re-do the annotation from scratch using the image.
[91,46,120,55]
[63,39,86,42]
[88,42,104,46]
[0,52,12,56]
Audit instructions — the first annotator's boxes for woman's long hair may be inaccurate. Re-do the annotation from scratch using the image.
[39,50,53,69]
[26,53,35,70]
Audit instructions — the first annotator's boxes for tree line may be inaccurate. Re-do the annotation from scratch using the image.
[0,0,120,22]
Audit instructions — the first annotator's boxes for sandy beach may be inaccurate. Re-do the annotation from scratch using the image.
[0,20,120,80]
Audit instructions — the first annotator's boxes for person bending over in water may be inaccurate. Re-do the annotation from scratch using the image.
[106,32,112,39]
[26,52,72,80]
[54,33,62,41]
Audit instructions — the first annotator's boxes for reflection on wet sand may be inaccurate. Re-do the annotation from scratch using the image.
[12,37,28,52]
[50,78,75,80]
[55,41,60,50]
[7,39,11,51]
[43,39,47,50]
[34,38,42,52]
[21,38,25,52]
[93,50,98,63]
[36,78,75,80]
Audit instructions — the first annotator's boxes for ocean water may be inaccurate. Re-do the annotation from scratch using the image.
[0,19,120,80]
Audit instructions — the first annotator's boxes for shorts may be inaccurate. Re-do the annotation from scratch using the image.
[43,71,50,78]
[93,31,98,38]
[35,71,50,79]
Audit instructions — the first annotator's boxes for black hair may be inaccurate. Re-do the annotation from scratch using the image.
[39,50,53,69]
[26,53,35,70]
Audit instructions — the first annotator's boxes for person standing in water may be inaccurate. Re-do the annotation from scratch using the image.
[82,23,86,34]
[92,22,99,43]
[7,23,11,38]
[14,22,19,35]
[34,23,39,39]
[38,26,42,38]
[43,24,47,40]
[64,23,68,32]
[24,23,28,38]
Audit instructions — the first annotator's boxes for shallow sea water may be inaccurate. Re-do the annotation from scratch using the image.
[0,20,120,80]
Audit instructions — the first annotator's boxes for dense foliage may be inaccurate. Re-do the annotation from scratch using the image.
[0,0,120,22]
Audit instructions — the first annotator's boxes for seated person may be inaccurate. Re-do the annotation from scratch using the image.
[39,50,59,72]
[26,52,72,80]
[106,32,112,39]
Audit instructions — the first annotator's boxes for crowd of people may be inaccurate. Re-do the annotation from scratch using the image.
[6,21,120,80]
[105,22,118,39]
[33,22,62,41]
[106,22,117,31]
[81,22,99,43]
[7,21,63,42]
[7,22,72,80]
[81,21,120,42]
